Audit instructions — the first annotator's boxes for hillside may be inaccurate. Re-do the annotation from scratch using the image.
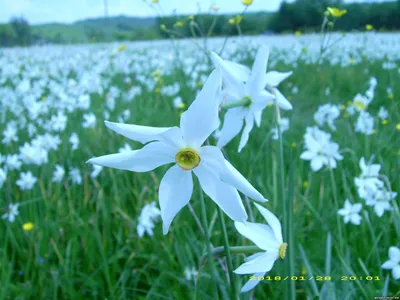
[32,15,157,43]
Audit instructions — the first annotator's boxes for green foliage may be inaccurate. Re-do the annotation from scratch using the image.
[269,0,400,32]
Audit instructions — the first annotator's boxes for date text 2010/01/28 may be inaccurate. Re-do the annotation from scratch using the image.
[249,275,381,281]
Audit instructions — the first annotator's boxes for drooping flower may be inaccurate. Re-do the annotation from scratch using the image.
[211,46,292,152]
[234,203,286,293]
[338,200,362,225]
[87,70,267,234]
[382,246,400,280]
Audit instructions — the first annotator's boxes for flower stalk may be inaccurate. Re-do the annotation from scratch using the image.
[198,183,219,299]
[217,207,238,299]
[220,97,252,110]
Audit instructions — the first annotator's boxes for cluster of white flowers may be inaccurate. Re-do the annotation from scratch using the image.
[354,157,397,217]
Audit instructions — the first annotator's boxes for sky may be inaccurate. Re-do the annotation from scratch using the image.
[1,0,282,24]
[0,0,389,25]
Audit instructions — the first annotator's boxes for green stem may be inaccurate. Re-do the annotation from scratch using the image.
[211,245,261,257]
[273,89,295,300]
[329,167,344,254]
[221,98,251,110]
[217,207,238,299]
[198,184,219,299]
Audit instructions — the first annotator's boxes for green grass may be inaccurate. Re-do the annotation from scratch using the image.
[0,45,400,300]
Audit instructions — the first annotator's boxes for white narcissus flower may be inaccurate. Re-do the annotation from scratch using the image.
[137,201,161,237]
[87,70,267,234]
[377,107,388,120]
[234,203,286,293]
[2,203,19,223]
[314,103,340,131]
[338,199,362,225]
[354,157,384,200]
[211,46,292,152]
[300,126,343,172]
[16,171,37,190]
[382,246,400,280]
[365,188,396,217]
[52,164,65,183]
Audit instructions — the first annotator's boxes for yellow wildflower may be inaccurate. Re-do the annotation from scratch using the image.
[381,120,389,125]
[326,7,347,18]
[229,15,243,25]
[175,21,184,28]
[366,24,374,31]
[295,31,302,36]
[117,44,126,52]
[242,0,253,6]
[396,123,400,131]
[23,222,34,231]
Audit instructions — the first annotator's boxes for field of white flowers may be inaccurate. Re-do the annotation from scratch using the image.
[0,32,399,299]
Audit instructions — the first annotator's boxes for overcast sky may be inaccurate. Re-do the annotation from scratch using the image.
[0,0,388,25]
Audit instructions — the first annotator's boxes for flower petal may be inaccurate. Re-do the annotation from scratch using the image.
[235,221,278,250]
[210,52,246,99]
[392,265,400,280]
[254,203,283,244]
[159,165,193,234]
[382,260,397,269]
[264,71,292,87]
[238,113,254,152]
[234,251,278,274]
[389,247,400,262]
[217,107,245,149]
[247,46,269,93]
[87,142,175,172]
[274,88,293,110]
[180,69,221,148]
[300,151,315,160]
[221,159,267,202]
[104,121,171,144]
[240,272,266,293]
[194,164,247,222]
[223,61,251,82]
[254,110,262,127]
[311,156,325,171]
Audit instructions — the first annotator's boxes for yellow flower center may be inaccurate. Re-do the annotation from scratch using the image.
[279,243,288,259]
[175,148,200,170]
[353,100,366,111]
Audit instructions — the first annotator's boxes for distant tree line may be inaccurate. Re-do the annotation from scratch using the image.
[269,0,400,32]
[1,0,400,47]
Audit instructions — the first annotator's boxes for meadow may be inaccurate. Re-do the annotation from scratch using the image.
[0,32,400,299]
